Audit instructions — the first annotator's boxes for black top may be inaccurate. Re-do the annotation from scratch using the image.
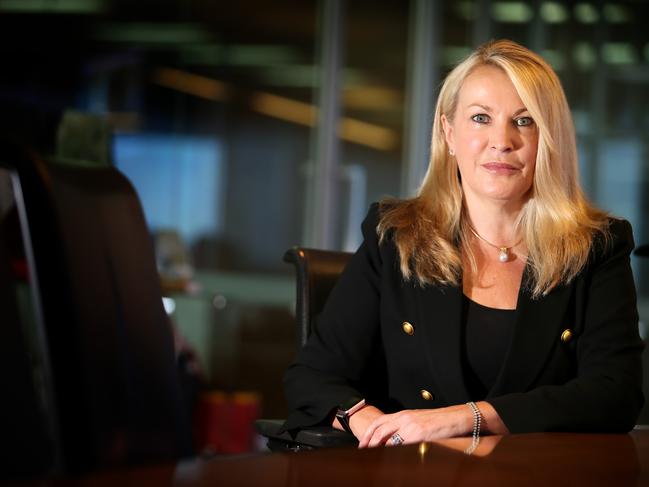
[461,294,517,400]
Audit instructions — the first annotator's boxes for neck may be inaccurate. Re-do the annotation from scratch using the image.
[463,195,524,246]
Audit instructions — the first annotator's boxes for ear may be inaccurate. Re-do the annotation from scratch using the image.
[440,114,455,154]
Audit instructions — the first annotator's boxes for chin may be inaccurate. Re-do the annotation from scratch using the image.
[480,189,530,205]
[482,182,532,199]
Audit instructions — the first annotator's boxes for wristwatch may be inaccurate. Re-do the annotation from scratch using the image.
[335,397,366,434]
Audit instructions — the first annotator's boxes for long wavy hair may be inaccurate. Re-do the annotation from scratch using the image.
[378,39,609,298]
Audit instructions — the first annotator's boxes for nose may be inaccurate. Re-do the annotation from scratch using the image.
[490,120,516,152]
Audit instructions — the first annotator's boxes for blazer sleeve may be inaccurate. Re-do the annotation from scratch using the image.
[489,219,645,433]
[281,204,385,432]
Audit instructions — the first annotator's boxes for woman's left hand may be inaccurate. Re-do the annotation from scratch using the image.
[358,404,474,448]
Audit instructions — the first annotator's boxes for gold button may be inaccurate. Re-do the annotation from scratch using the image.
[402,321,414,335]
[561,329,573,343]
[420,389,433,401]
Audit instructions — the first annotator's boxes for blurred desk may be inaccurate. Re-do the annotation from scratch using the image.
[35,431,649,486]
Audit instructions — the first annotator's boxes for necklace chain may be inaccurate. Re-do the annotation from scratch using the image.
[467,224,522,263]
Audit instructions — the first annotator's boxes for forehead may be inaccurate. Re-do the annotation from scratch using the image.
[457,65,524,108]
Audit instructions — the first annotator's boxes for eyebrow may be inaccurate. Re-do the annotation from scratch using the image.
[467,104,529,117]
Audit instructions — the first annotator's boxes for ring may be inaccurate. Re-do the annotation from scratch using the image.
[390,433,403,446]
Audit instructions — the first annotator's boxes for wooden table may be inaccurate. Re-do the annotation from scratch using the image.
[33,431,649,486]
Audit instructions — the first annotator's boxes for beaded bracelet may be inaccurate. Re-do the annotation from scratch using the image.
[464,401,482,455]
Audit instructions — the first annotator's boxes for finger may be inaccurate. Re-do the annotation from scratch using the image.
[359,423,380,448]
[359,415,389,448]
[368,425,397,448]
[385,432,404,447]
[358,422,373,448]
[358,434,369,449]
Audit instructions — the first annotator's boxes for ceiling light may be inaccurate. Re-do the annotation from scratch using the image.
[541,2,568,23]
[602,43,637,65]
[0,0,106,13]
[574,3,599,23]
[153,67,399,151]
[250,92,315,126]
[491,2,534,23]
[94,23,211,44]
[153,68,231,102]
[249,92,398,151]
[343,86,402,110]
[573,42,597,70]
[226,45,301,66]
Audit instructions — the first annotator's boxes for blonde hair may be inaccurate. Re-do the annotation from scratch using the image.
[378,39,609,297]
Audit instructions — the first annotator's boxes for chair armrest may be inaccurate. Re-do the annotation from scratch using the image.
[255,419,358,451]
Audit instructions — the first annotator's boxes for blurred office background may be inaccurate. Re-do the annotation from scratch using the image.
[1,0,648,453]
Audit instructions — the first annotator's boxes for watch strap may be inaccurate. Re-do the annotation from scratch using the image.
[336,398,365,434]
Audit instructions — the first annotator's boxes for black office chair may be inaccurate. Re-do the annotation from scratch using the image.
[632,244,649,425]
[256,246,357,451]
[0,208,54,479]
[0,140,192,475]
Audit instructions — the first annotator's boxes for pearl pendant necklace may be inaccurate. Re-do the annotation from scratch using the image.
[467,224,521,263]
[497,247,509,263]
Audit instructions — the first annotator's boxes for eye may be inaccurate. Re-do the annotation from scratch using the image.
[515,116,534,127]
[471,114,490,124]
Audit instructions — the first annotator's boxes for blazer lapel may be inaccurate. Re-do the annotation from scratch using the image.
[414,283,470,405]
[489,269,574,398]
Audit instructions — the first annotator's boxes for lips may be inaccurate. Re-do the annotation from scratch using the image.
[482,162,520,173]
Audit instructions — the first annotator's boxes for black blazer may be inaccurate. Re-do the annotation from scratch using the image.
[283,204,645,434]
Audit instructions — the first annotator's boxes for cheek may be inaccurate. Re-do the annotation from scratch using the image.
[468,138,485,152]
[457,132,486,154]
[521,161,536,192]
[525,164,536,185]
[524,135,539,163]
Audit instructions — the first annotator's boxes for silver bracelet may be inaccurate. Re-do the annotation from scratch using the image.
[464,401,482,455]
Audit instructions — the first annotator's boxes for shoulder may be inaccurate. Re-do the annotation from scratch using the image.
[593,218,634,258]
[586,217,635,273]
[356,201,405,272]
[376,197,429,233]
[361,198,424,244]
[361,201,381,233]
[360,199,400,240]
[607,218,633,244]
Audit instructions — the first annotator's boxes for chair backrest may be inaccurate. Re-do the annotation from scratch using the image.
[283,247,353,347]
[1,141,192,474]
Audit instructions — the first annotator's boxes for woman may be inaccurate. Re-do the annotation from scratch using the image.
[282,39,644,448]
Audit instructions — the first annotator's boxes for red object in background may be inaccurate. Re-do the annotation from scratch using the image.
[194,391,261,454]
